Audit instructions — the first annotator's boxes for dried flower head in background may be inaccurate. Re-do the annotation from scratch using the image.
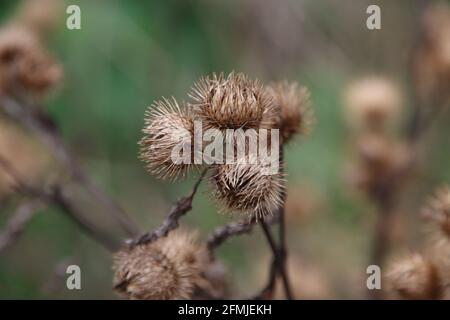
[413,2,450,107]
[113,230,209,300]
[189,72,276,130]
[343,76,403,133]
[423,185,450,237]
[267,81,313,144]
[385,253,439,300]
[346,134,412,199]
[210,155,285,220]
[14,0,63,37]
[139,98,195,180]
[0,25,62,98]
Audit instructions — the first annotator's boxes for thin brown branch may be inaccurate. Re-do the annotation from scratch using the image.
[0,154,118,251]
[129,168,208,246]
[0,199,45,253]
[0,96,139,237]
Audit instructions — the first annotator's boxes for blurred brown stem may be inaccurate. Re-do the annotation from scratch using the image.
[0,154,118,251]
[0,96,139,238]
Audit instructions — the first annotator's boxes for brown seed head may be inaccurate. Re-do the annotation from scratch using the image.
[385,253,438,300]
[343,76,403,133]
[423,185,450,238]
[113,230,209,300]
[0,25,61,97]
[139,98,195,180]
[346,134,412,199]
[267,81,313,144]
[189,72,276,130]
[413,3,450,107]
[210,155,285,220]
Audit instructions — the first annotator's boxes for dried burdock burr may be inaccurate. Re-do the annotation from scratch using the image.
[266,81,313,144]
[210,155,286,220]
[139,98,195,180]
[343,76,403,133]
[423,186,450,298]
[385,253,439,300]
[113,230,209,300]
[413,2,450,108]
[0,25,62,98]
[423,185,450,237]
[189,72,276,130]
[346,133,412,200]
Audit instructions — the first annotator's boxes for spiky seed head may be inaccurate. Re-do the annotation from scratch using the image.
[423,185,450,237]
[385,253,438,300]
[343,76,403,133]
[113,230,209,300]
[267,81,313,144]
[139,98,195,180]
[210,155,285,220]
[189,72,276,130]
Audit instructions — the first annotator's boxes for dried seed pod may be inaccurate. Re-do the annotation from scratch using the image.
[267,81,313,144]
[139,98,195,180]
[423,185,450,237]
[385,253,439,300]
[413,3,450,107]
[343,76,403,133]
[113,230,209,300]
[0,25,61,97]
[346,133,413,200]
[210,155,285,220]
[189,72,276,130]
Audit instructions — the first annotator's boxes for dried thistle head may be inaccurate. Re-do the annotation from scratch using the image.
[189,72,276,130]
[413,2,450,107]
[139,98,195,180]
[0,25,61,97]
[343,76,403,133]
[113,230,209,300]
[423,185,450,237]
[210,155,285,220]
[346,134,412,199]
[385,253,439,300]
[266,81,313,144]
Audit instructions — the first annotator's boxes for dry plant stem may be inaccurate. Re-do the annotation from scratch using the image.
[0,199,45,253]
[207,214,278,253]
[130,168,208,246]
[277,150,293,299]
[0,96,139,237]
[0,155,118,251]
[207,220,255,252]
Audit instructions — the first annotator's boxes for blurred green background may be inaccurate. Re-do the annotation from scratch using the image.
[0,0,449,299]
